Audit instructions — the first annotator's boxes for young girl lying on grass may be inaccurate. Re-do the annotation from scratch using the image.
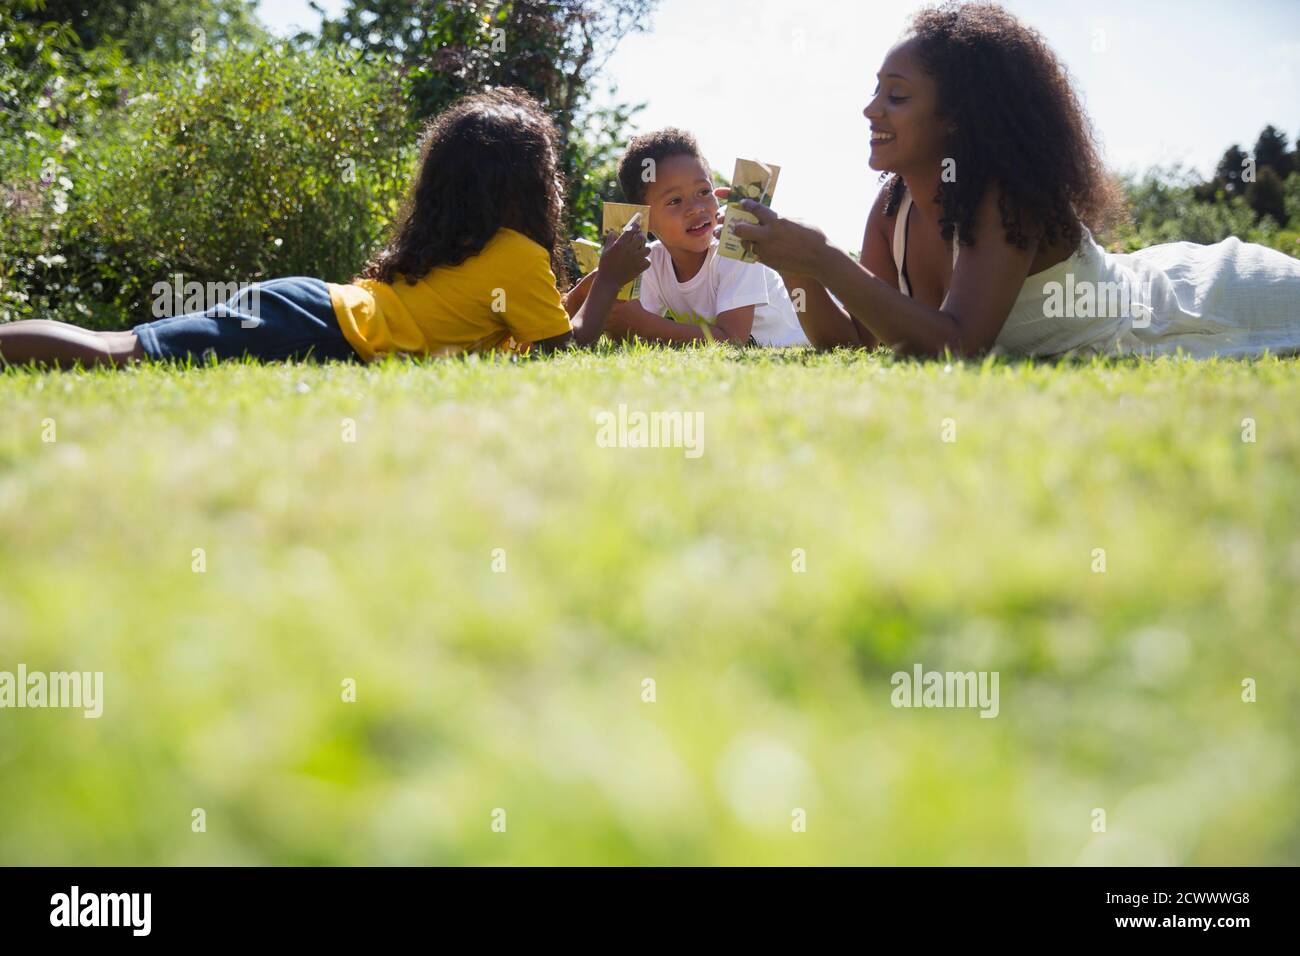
[563,128,809,348]
[0,89,649,369]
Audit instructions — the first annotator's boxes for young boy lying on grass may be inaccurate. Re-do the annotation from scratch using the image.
[565,129,809,347]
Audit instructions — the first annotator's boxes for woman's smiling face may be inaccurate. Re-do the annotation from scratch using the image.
[863,37,948,174]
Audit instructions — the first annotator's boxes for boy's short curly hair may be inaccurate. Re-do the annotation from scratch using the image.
[617,128,706,204]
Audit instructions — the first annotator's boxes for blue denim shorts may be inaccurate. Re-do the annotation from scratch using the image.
[132,277,360,363]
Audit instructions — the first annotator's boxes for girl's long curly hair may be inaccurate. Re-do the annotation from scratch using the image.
[361,88,566,284]
[884,2,1122,251]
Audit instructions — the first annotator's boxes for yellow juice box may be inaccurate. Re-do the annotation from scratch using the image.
[569,237,602,276]
[602,202,651,300]
[718,159,780,262]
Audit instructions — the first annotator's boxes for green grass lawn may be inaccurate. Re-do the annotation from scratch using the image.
[1,346,1297,865]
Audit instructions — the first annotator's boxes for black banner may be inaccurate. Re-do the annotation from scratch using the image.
[0,866,1280,941]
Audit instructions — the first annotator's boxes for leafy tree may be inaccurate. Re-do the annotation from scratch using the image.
[12,0,266,63]
[1203,144,1249,199]
[1284,171,1300,228]
[1,0,128,133]
[1,0,132,322]
[1246,166,1287,226]
[314,0,657,237]
[1253,124,1293,179]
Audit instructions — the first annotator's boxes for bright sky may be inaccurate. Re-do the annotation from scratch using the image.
[259,0,1300,249]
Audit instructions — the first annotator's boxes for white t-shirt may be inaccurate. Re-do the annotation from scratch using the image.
[638,239,810,347]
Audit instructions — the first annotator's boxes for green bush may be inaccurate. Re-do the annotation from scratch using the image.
[1105,165,1300,258]
[4,42,416,328]
[1,2,130,324]
[1282,171,1300,237]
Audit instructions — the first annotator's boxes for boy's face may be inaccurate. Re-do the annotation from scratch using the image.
[642,153,719,254]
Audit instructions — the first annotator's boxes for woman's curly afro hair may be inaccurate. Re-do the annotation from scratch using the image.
[361,87,566,284]
[883,2,1122,252]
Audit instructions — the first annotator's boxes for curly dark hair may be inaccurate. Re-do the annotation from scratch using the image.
[883,2,1122,251]
[361,88,566,284]
[617,127,706,205]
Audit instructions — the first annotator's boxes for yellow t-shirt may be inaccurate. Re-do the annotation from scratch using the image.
[327,227,571,361]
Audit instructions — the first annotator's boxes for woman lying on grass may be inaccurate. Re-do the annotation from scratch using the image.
[729,1,1300,360]
[0,89,649,370]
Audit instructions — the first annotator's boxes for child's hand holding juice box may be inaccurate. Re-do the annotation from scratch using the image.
[569,203,650,301]
[718,159,780,262]
[570,237,603,276]
[600,202,652,299]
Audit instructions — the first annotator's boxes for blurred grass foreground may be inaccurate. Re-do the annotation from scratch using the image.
[1,347,1298,865]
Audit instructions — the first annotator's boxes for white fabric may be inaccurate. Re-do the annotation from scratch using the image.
[890,187,1300,358]
[638,238,810,347]
[892,190,958,298]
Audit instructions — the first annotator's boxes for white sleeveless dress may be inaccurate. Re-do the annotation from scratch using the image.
[891,189,1300,358]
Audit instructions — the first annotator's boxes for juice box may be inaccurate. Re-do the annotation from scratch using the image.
[569,237,602,276]
[718,159,780,262]
[601,202,651,300]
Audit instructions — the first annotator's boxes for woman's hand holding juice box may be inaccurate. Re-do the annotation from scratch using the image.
[719,159,780,262]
